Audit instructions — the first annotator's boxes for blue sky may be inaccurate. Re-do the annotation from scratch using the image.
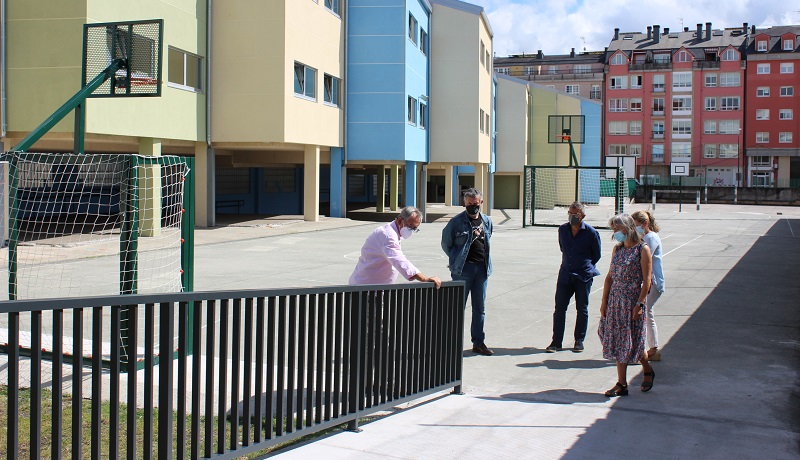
[465,0,799,56]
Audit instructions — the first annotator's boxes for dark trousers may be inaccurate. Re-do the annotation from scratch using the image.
[552,274,592,346]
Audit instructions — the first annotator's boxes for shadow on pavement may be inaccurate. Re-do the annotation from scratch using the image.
[518,359,616,370]
[481,390,610,405]
[563,218,800,458]
[464,346,541,357]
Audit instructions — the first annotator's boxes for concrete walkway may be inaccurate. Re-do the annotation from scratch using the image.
[204,203,799,459]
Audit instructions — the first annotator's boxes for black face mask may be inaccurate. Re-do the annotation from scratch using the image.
[466,204,480,215]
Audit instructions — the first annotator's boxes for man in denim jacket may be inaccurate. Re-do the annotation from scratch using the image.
[441,188,494,356]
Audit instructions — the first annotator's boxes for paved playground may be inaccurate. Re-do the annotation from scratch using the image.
[189,203,800,459]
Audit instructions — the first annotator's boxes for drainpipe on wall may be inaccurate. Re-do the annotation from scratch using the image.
[342,2,348,167]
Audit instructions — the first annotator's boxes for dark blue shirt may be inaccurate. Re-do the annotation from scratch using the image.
[558,221,601,283]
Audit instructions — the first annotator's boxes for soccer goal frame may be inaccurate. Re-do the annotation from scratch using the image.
[523,165,626,228]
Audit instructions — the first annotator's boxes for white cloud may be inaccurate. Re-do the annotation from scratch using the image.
[466,0,798,56]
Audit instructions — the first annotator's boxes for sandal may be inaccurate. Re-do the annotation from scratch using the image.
[604,382,628,397]
[641,370,655,392]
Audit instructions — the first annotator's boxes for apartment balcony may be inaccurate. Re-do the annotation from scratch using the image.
[629,62,672,71]
[652,133,665,139]
[693,61,721,70]
[652,85,665,93]
[652,110,664,116]
[590,90,602,99]
[506,70,604,81]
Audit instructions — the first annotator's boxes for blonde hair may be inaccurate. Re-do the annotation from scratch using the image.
[608,214,642,245]
[631,210,660,232]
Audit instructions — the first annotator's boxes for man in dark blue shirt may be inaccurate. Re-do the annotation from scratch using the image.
[546,201,602,353]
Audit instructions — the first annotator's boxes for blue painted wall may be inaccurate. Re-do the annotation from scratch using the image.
[347,0,430,164]
[580,99,602,167]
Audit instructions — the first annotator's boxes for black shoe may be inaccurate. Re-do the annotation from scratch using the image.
[545,342,560,353]
[572,341,584,353]
[472,343,494,356]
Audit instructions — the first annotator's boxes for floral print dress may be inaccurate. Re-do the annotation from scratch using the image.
[598,243,646,363]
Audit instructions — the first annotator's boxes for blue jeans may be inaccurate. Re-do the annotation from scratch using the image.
[453,261,488,345]
[552,274,593,346]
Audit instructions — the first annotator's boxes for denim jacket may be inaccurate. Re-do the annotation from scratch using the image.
[441,211,493,277]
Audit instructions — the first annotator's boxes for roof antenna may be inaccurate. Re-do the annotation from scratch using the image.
[579,36,586,51]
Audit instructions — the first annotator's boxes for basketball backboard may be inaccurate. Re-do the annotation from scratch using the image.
[548,115,585,144]
[82,20,163,97]
[670,162,690,176]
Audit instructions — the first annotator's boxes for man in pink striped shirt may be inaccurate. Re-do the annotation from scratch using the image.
[349,206,441,288]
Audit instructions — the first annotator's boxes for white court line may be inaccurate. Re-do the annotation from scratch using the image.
[786,219,796,238]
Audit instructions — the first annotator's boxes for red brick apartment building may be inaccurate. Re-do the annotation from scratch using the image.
[744,26,800,187]
[494,49,605,101]
[605,23,749,186]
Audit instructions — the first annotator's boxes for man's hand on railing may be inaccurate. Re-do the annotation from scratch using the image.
[411,272,442,289]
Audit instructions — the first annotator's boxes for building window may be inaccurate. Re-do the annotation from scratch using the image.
[574,65,591,74]
[720,72,740,87]
[719,120,740,134]
[630,121,642,135]
[653,52,670,64]
[705,74,717,87]
[704,144,717,158]
[671,142,691,160]
[757,63,770,74]
[756,132,769,143]
[408,14,418,44]
[324,0,340,15]
[480,41,486,68]
[420,29,429,55]
[216,168,251,194]
[610,77,627,89]
[566,85,580,95]
[672,72,692,89]
[609,121,628,135]
[611,53,626,65]
[704,97,716,111]
[548,66,558,75]
[672,96,692,113]
[780,132,793,143]
[479,108,484,132]
[757,87,770,97]
[704,120,716,134]
[719,144,739,158]
[757,40,767,52]
[419,103,427,129]
[652,144,665,163]
[779,109,793,120]
[672,119,692,136]
[608,145,627,156]
[780,86,794,96]
[720,97,740,111]
[780,63,794,74]
[263,168,296,193]
[784,39,795,51]
[524,66,535,75]
[675,50,691,62]
[293,61,316,99]
[408,96,417,124]
[630,75,643,88]
[652,97,665,114]
[630,144,642,158]
[652,121,665,137]
[495,67,509,75]
[752,156,771,167]
[722,48,737,61]
[590,85,601,99]
[608,98,628,112]
[756,109,770,120]
[485,112,490,135]
[652,74,665,91]
[168,47,203,92]
[630,98,642,112]
[485,50,491,72]
[323,74,340,106]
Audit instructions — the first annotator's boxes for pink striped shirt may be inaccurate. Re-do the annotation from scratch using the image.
[348,221,419,285]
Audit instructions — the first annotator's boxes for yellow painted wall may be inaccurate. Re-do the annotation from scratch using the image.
[6,0,206,143]
[495,76,528,173]
[430,5,482,164]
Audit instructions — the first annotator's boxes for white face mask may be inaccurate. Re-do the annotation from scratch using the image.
[399,226,414,240]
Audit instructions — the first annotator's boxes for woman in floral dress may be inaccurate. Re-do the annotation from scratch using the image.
[598,214,655,397]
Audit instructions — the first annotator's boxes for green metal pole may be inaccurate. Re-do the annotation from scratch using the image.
[13,59,123,153]
[181,157,196,354]
[8,157,18,300]
[73,102,85,155]
[522,166,528,228]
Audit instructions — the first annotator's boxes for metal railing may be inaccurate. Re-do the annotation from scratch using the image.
[1,282,465,459]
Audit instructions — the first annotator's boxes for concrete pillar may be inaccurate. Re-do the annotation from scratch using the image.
[138,138,162,237]
[389,164,399,211]
[329,147,345,218]
[518,172,525,210]
[194,142,215,227]
[376,166,386,212]
[405,161,418,208]
[444,164,454,206]
[474,162,489,215]
[303,145,320,222]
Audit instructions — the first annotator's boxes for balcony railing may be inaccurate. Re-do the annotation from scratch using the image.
[629,62,672,71]
[693,61,721,69]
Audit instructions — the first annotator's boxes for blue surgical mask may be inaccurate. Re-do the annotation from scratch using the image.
[613,231,626,243]
[636,226,645,235]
